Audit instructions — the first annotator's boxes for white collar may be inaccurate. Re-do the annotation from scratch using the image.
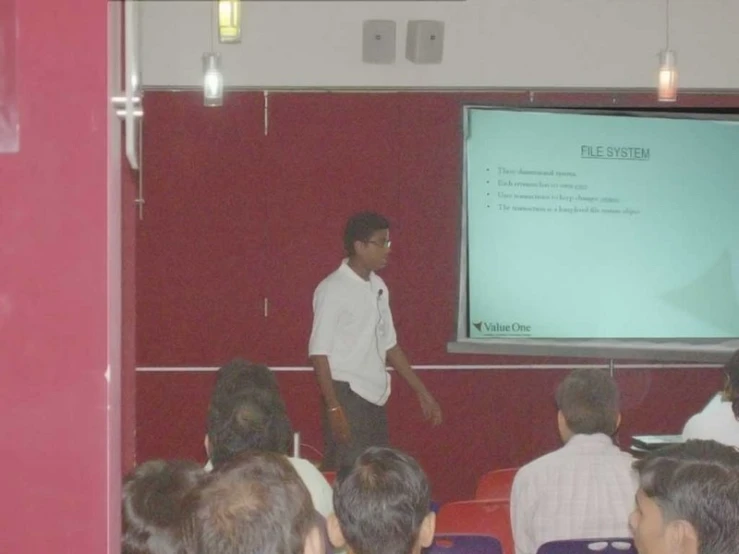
[339,258,374,284]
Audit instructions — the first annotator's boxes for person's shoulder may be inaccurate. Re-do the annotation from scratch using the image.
[614,447,636,463]
[701,393,729,413]
[611,447,637,472]
[287,458,334,516]
[317,265,342,284]
[288,456,319,471]
[287,457,331,486]
[683,397,738,438]
[315,264,350,293]
[514,448,563,484]
[511,452,556,503]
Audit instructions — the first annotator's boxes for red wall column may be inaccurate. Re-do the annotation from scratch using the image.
[0,0,113,551]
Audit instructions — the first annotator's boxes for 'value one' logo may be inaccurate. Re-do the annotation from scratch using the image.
[472,321,532,334]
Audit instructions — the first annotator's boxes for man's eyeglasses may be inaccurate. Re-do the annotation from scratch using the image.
[366,239,392,249]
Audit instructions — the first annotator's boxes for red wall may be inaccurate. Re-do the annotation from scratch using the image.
[136,91,733,502]
[0,0,111,551]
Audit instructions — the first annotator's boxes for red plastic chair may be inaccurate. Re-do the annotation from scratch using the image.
[475,468,519,501]
[436,500,513,554]
[322,471,336,486]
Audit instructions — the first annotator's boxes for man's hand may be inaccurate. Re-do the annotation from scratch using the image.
[328,405,352,444]
[418,391,442,425]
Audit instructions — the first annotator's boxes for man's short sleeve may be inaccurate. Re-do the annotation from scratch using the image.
[383,302,398,352]
[308,283,340,357]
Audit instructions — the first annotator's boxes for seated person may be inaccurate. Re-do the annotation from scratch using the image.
[204,358,291,464]
[205,385,334,516]
[630,439,739,554]
[682,349,739,447]
[122,459,205,554]
[183,450,325,554]
[511,368,637,554]
[328,446,436,554]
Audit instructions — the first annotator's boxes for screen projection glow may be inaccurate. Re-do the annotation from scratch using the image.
[454,108,739,362]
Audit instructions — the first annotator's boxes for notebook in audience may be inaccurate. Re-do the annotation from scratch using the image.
[631,435,684,451]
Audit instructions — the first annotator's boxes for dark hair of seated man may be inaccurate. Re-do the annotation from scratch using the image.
[122,459,205,554]
[206,388,293,468]
[210,358,284,408]
[328,446,436,554]
[555,367,621,439]
[182,450,324,554]
[630,439,739,554]
[205,360,293,467]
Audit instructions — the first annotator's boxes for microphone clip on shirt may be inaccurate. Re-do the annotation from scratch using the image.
[376,288,385,331]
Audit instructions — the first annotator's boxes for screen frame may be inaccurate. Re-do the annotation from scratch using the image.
[449,105,739,364]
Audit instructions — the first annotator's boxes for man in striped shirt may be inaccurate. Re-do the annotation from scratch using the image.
[511,368,638,554]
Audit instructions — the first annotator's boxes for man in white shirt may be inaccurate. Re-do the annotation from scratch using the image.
[682,393,739,447]
[511,368,638,554]
[309,212,442,470]
[682,349,739,448]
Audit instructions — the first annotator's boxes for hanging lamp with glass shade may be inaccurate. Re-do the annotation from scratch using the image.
[203,52,224,107]
[203,1,225,106]
[657,0,677,102]
[657,49,677,102]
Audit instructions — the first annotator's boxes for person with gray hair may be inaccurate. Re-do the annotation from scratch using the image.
[511,368,637,554]
[183,451,325,554]
[629,439,739,554]
[327,446,436,554]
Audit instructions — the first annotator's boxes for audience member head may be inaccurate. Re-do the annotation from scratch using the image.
[630,439,739,554]
[555,368,621,442]
[122,459,205,554]
[329,446,435,554]
[206,390,293,468]
[205,359,293,466]
[343,212,391,258]
[183,451,323,554]
[721,349,739,419]
[210,358,284,408]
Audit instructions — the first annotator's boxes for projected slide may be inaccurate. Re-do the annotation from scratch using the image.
[466,109,739,339]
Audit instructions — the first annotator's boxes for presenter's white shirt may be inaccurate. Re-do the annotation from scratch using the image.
[511,433,638,554]
[308,260,397,406]
[682,393,739,447]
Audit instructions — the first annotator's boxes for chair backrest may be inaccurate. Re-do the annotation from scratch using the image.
[436,500,513,554]
[475,468,519,501]
[536,539,637,554]
[426,534,503,554]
